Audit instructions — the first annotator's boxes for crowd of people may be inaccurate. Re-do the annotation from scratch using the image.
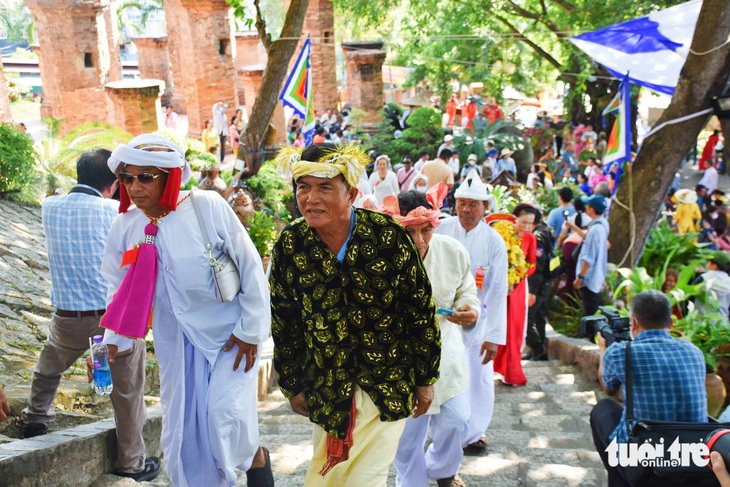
[4,106,730,487]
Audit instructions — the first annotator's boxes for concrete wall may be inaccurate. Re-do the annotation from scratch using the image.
[0,406,162,487]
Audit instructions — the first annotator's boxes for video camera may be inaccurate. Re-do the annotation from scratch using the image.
[580,306,632,346]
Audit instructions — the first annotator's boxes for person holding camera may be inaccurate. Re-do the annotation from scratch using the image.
[545,187,575,239]
[590,290,707,487]
[574,194,609,319]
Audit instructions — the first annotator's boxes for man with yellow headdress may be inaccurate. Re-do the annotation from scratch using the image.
[270,142,442,486]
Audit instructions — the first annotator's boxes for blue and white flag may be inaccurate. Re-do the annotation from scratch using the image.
[570,0,702,95]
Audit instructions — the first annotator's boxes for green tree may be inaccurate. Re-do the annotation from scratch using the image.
[0,122,38,202]
[226,0,311,158]
[334,0,686,125]
[116,0,164,44]
[0,0,36,44]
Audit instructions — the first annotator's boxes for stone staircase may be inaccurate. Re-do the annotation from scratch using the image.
[86,359,608,487]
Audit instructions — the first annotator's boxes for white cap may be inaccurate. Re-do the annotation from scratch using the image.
[467,153,478,162]
[444,134,453,142]
[454,168,489,201]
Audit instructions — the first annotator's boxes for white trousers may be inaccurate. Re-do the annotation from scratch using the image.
[462,343,495,446]
[394,393,470,486]
[158,334,260,487]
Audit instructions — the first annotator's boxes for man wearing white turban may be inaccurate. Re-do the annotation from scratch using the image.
[98,134,273,487]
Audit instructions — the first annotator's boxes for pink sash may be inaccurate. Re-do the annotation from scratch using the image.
[100,223,158,339]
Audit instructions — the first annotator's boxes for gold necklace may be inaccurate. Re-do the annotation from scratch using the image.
[142,193,191,226]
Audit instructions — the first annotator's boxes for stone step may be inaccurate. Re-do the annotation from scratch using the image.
[1,316,607,487]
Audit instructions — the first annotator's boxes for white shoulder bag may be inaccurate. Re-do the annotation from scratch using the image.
[190,190,241,302]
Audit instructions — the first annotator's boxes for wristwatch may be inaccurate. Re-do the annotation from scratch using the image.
[578,274,585,279]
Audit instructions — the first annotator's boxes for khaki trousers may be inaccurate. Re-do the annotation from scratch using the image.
[22,313,147,473]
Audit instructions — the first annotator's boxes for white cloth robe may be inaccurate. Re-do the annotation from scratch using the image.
[394,234,480,486]
[368,170,400,205]
[436,217,508,445]
[422,234,480,413]
[101,190,270,487]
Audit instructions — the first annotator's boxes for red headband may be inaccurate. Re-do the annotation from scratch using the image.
[485,213,516,224]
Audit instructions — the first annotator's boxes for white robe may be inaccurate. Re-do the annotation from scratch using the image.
[368,171,400,205]
[102,190,270,487]
[421,234,480,412]
[394,234,479,485]
[436,217,508,347]
[436,217,508,446]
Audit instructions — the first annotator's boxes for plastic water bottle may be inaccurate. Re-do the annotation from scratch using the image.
[92,335,113,395]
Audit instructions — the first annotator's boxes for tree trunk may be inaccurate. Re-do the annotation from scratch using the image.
[243,0,310,147]
[0,58,14,123]
[607,0,730,265]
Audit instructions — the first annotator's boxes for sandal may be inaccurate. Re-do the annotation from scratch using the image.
[463,437,489,456]
[246,446,274,487]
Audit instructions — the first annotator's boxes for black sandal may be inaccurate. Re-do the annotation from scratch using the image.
[246,446,274,487]
[463,437,489,456]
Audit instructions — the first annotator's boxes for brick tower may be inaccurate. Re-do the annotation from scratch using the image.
[301,0,338,116]
[163,0,237,138]
[25,0,122,133]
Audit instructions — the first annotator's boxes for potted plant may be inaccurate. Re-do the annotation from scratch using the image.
[673,309,730,417]
[246,210,278,270]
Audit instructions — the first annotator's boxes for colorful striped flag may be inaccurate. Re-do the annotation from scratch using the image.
[602,75,632,194]
[302,73,316,146]
[280,37,312,120]
[602,91,621,116]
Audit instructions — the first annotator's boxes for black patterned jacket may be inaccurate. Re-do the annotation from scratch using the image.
[270,209,441,438]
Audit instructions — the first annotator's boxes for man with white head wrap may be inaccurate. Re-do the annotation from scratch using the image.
[435,168,508,455]
[98,134,273,487]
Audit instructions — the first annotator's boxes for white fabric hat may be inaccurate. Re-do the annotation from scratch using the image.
[408,173,429,191]
[444,134,453,142]
[500,147,513,157]
[675,189,697,205]
[467,153,478,162]
[454,168,489,201]
[108,134,192,185]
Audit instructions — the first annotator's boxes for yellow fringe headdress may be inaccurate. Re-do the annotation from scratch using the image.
[274,143,370,188]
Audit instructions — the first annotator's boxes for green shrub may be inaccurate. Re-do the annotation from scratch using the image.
[370,106,444,161]
[190,152,217,172]
[247,210,278,257]
[638,218,711,275]
[246,160,291,220]
[674,309,730,370]
[38,120,133,195]
[0,122,40,202]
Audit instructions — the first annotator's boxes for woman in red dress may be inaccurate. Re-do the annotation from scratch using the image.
[492,205,537,386]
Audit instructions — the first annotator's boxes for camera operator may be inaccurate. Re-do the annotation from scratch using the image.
[590,290,707,487]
